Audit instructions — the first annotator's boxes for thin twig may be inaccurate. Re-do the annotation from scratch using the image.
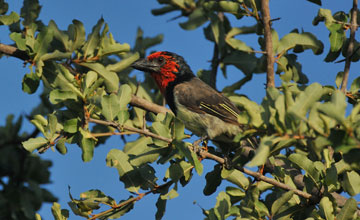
[91,131,135,138]
[87,181,173,220]
[340,0,358,93]
[88,118,172,143]
[261,0,275,88]
[197,149,314,200]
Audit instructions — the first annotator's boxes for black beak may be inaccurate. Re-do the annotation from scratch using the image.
[131,58,160,73]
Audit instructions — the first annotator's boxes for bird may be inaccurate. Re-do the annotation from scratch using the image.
[131,51,243,145]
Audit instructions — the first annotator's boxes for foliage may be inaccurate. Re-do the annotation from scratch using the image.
[0,0,359,220]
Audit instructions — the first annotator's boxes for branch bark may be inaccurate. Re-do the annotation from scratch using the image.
[197,148,314,200]
[261,0,275,88]
[0,43,30,61]
[340,0,358,93]
[88,118,172,143]
[130,95,172,115]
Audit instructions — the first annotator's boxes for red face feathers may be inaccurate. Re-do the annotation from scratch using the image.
[131,51,194,94]
[147,51,179,93]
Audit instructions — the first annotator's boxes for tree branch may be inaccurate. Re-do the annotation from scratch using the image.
[197,148,314,200]
[88,118,172,143]
[261,0,275,88]
[340,0,358,93]
[130,95,172,115]
[0,43,30,61]
[87,181,174,220]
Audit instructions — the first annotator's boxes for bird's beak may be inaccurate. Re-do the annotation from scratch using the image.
[131,58,160,73]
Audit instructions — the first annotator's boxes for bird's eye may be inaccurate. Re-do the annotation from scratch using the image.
[158,57,164,63]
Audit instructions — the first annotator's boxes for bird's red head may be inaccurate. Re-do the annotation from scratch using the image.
[131,51,194,94]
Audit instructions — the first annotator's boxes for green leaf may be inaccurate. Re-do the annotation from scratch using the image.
[107,52,140,72]
[214,191,231,220]
[64,118,79,133]
[150,122,171,147]
[221,168,249,190]
[174,141,203,175]
[324,164,339,192]
[99,27,130,56]
[179,8,207,30]
[22,72,40,94]
[173,118,186,140]
[222,74,252,94]
[319,196,334,220]
[48,114,58,139]
[0,1,8,15]
[271,191,294,216]
[55,138,67,155]
[288,153,320,183]
[318,90,346,124]
[118,84,132,110]
[51,202,69,220]
[306,0,321,6]
[22,137,48,152]
[123,136,162,167]
[155,195,167,220]
[288,83,323,119]
[82,17,104,58]
[33,26,54,62]
[328,24,345,52]
[160,187,179,200]
[40,50,72,61]
[203,1,245,18]
[20,0,41,26]
[229,95,263,127]
[101,93,120,121]
[350,76,360,93]
[226,38,252,52]
[313,8,334,28]
[342,171,360,196]
[247,136,281,167]
[0,11,19,25]
[106,149,139,193]
[209,12,225,52]
[69,19,86,51]
[335,71,344,89]
[222,51,258,75]
[79,128,95,162]
[10,32,27,51]
[336,198,357,220]
[165,162,187,182]
[79,62,119,93]
[49,89,77,104]
[85,71,98,88]
[277,32,324,55]
[203,164,222,196]
[42,62,84,99]
[151,5,177,16]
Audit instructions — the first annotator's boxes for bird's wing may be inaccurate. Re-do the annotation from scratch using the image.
[173,77,241,125]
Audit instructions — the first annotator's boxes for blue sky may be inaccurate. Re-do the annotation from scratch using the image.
[0,1,359,219]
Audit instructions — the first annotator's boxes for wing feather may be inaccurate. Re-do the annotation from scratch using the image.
[173,77,241,125]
